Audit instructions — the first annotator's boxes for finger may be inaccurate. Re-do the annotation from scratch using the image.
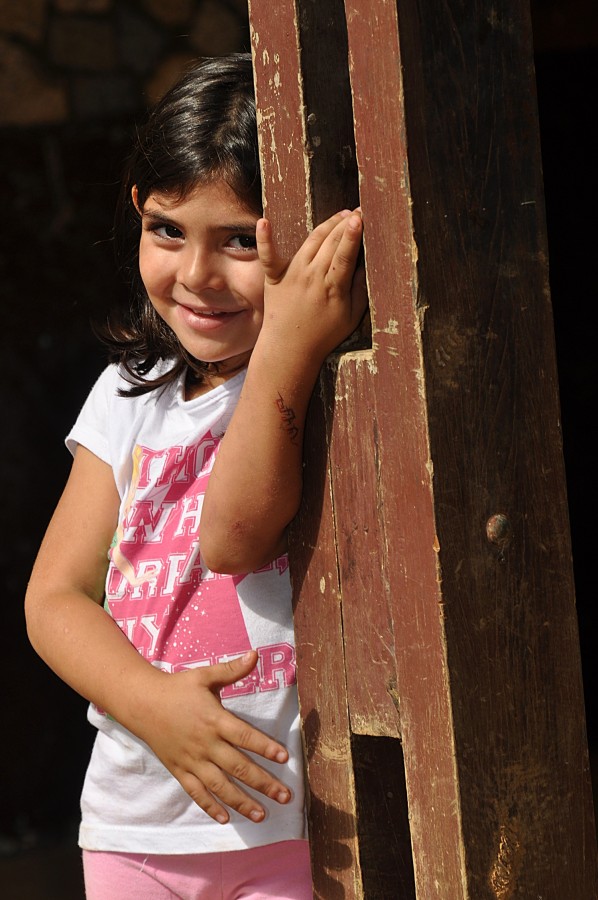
[327,213,363,283]
[203,650,259,692]
[201,654,289,763]
[181,772,266,825]
[301,209,354,262]
[186,754,290,823]
[218,707,289,765]
[217,746,291,806]
[255,218,288,283]
[177,771,232,825]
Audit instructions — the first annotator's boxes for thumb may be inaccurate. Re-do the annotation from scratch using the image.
[256,218,288,283]
[204,650,259,691]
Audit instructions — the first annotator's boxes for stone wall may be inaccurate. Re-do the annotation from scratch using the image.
[0,0,249,125]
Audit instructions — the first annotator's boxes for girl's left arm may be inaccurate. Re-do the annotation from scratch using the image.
[200,210,367,574]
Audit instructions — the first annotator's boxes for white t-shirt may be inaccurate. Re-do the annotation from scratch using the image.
[67,364,306,854]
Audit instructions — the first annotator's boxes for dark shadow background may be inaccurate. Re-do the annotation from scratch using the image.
[0,0,596,895]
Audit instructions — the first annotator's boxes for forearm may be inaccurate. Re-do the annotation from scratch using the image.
[25,586,159,735]
[200,337,322,574]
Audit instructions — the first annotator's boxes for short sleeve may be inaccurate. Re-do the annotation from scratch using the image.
[65,365,121,464]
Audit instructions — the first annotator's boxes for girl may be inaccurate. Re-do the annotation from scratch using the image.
[25,54,366,900]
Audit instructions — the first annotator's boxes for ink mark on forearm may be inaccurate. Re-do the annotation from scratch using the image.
[275,393,300,446]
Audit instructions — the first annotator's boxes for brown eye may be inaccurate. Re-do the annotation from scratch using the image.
[153,223,184,240]
[229,234,257,251]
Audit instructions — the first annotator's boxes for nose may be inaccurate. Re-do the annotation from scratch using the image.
[177,245,225,294]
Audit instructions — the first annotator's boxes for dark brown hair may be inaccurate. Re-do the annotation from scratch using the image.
[105,53,262,395]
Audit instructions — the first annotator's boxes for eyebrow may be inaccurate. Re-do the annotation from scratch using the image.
[141,209,257,233]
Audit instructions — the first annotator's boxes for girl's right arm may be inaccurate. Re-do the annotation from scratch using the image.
[25,445,292,826]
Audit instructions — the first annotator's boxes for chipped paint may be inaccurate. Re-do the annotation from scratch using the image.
[336,349,377,377]
[489,820,523,899]
[379,318,399,334]
[256,105,283,183]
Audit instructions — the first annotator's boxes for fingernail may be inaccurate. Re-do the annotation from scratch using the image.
[241,651,254,663]
[276,790,290,804]
[275,750,287,763]
[349,214,362,229]
[250,809,265,821]
[216,813,228,825]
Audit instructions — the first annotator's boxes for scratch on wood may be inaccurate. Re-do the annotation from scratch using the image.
[386,676,401,715]
[256,105,282,183]
[417,302,428,333]
[489,820,523,899]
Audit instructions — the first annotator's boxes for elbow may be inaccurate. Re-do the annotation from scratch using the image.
[200,527,286,577]
[200,541,258,577]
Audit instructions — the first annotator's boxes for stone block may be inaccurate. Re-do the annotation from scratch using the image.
[72,73,139,119]
[141,0,195,27]
[117,6,165,74]
[0,0,46,43]
[190,0,249,56]
[52,0,112,11]
[49,16,117,70]
[0,39,68,125]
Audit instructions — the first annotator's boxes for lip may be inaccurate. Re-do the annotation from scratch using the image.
[176,302,243,332]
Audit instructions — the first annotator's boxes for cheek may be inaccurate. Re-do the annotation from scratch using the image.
[246,269,266,316]
[139,249,169,295]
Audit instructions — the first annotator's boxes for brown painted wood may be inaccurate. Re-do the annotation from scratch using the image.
[325,352,401,738]
[249,0,597,896]
[343,0,598,896]
[341,4,467,892]
[248,3,364,896]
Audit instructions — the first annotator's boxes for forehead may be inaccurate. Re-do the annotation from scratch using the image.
[145,179,259,219]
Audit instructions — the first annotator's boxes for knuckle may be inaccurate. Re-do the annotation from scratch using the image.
[229,758,253,783]
[206,773,230,797]
[235,724,257,748]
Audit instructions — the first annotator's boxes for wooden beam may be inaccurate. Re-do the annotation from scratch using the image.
[248,3,365,895]
[249,0,598,895]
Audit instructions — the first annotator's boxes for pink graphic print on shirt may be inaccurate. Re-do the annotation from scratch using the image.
[103,431,294,695]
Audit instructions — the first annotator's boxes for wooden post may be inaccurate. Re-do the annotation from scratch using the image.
[248,1,598,897]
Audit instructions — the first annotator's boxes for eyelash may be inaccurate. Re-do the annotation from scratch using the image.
[148,223,183,241]
[146,223,256,252]
[228,234,257,252]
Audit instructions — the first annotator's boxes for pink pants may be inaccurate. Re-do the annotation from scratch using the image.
[82,840,313,900]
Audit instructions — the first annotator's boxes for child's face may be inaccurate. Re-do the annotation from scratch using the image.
[136,179,264,375]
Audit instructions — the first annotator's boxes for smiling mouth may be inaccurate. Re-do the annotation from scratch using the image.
[184,306,237,317]
[177,303,242,331]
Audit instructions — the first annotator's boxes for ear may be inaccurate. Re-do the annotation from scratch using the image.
[131,185,142,215]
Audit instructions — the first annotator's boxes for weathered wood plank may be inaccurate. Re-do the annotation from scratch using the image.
[291,377,363,899]
[248,0,311,254]
[344,0,598,895]
[343,1,468,893]
[325,351,401,738]
[248,3,364,895]
[397,0,598,894]
[250,0,597,896]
